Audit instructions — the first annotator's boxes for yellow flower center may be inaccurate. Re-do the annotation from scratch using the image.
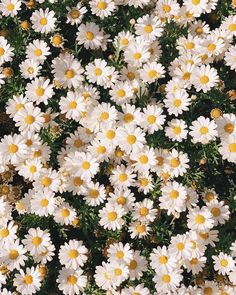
[0,47,5,56]
[139,178,149,187]
[229,143,236,152]
[34,49,42,57]
[82,161,90,170]
[27,67,35,74]
[117,196,126,205]
[69,101,77,109]
[200,126,209,134]
[173,126,181,135]
[52,35,63,45]
[116,251,124,259]
[95,68,102,76]
[176,242,184,251]
[159,255,168,264]
[200,75,209,84]
[169,190,179,199]
[190,258,198,265]
[24,275,33,285]
[204,287,213,295]
[129,260,137,269]
[162,4,171,12]
[61,208,70,217]
[97,1,107,9]
[220,259,228,267]
[68,249,79,259]
[29,165,37,173]
[185,42,195,50]
[182,72,191,80]
[65,69,75,79]
[139,155,148,164]
[89,189,99,199]
[32,236,42,246]
[162,274,171,283]
[127,71,135,80]
[40,18,48,26]
[148,70,157,78]
[118,173,128,182]
[0,228,9,238]
[120,38,129,46]
[70,8,80,19]
[144,25,153,33]
[211,207,220,217]
[170,158,180,168]
[133,52,142,60]
[100,112,109,120]
[207,43,216,51]
[41,177,52,187]
[124,113,134,123]
[15,103,24,111]
[173,99,182,107]
[114,268,122,276]
[9,144,18,154]
[192,0,200,5]
[96,146,106,154]
[116,89,126,97]
[224,123,234,133]
[40,198,49,207]
[107,211,117,221]
[67,275,77,285]
[195,214,205,224]
[106,130,115,139]
[36,87,45,96]
[7,3,15,11]
[126,134,136,144]
[25,115,35,124]
[139,207,149,216]
[136,224,145,233]
[228,24,236,32]
[85,31,94,40]
[73,177,83,186]
[9,249,19,260]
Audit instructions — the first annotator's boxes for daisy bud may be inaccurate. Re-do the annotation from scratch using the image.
[199,159,206,165]
[2,67,13,78]
[129,19,136,26]
[51,34,64,48]
[72,217,79,227]
[0,30,9,37]
[37,265,47,279]
[227,90,236,101]
[232,0,236,7]
[26,0,37,9]
[210,108,222,119]
[20,20,31,30]
[0,266,9,274]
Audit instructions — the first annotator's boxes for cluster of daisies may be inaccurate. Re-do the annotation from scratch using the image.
[0,0,236,294]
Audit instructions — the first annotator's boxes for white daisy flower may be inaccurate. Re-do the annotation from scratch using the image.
[31,8,56,34]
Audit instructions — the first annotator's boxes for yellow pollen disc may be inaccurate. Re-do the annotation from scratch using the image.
[41,177,52,187]
[0,47,5,56]
[67,275,77,285]
[200,126,209,134]
[220,259,228,267]
[107,211,117,221]
[36,87,44,97]
[195,27,203,34]
[73,177,83,186]
[34,49,42,56]
[204,287,213,295]
[192,0,200,4]
[173,99,182,107]
[224,123,234,133]
[7,3,15,11]
[9,249,19,260]
[170,158,180,168]
[139,155,148,164]
[95,68,102,76]
[68,249,78,259]
[25,115,35,124]
[106,130,115,139]
[89,189,99,198]
[1,185,9,194]
[26,139,32,147]
[61,208,70,217]
[117,196,126,205]
[85,31,94,40]
[9,144,18,154]
[40,17,48,26]
[229,143,236,152]
[133,52,142,60]
[124,113,134,123]
[169,190,179,199]
[159,255,168,264]
[52,35,63,45]
[205,192,215,202]
[129,260,137,269]
[176,242,184,251]
[200,75,209,84]
[65,69,75,79]
[29,165,37,173]
[69,101,77,109]
[147,115,156,124]
[15,103,24,111]
[139,207,149,216]
[114,268,122,276]
[96,146,106,154]
[127,71,135,80]
[24,275,33,285]
[100,112,109,120]
[136,224,145,233]
[40,198,49,207]
[32,236,42,246]
[0,228,9,238]
[116,89,126,97]
[97,1,107,9]
[195,214,205,224]
[34,150,42,157]
[182,72,191,80]
[190,258,198,265]
[211,207,220,217]
[27,67,35,74]
[70,8,80,19]
[162,274,171,283]
[148,70,157,78]
[207,43,216,51]
[121,38,129,46]
[126,134,136,144]
[199,232,209,240]
[185,42,195,50]
[144,25,153,33]
[228,24,236,32]
[82,161,90,170]
[139,178,149,187]
[116,251,124,259]
[173,126,181,135]
[162,4,171,12]
[119,173,128,182]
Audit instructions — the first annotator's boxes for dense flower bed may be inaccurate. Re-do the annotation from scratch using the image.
[0,0,236,294]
